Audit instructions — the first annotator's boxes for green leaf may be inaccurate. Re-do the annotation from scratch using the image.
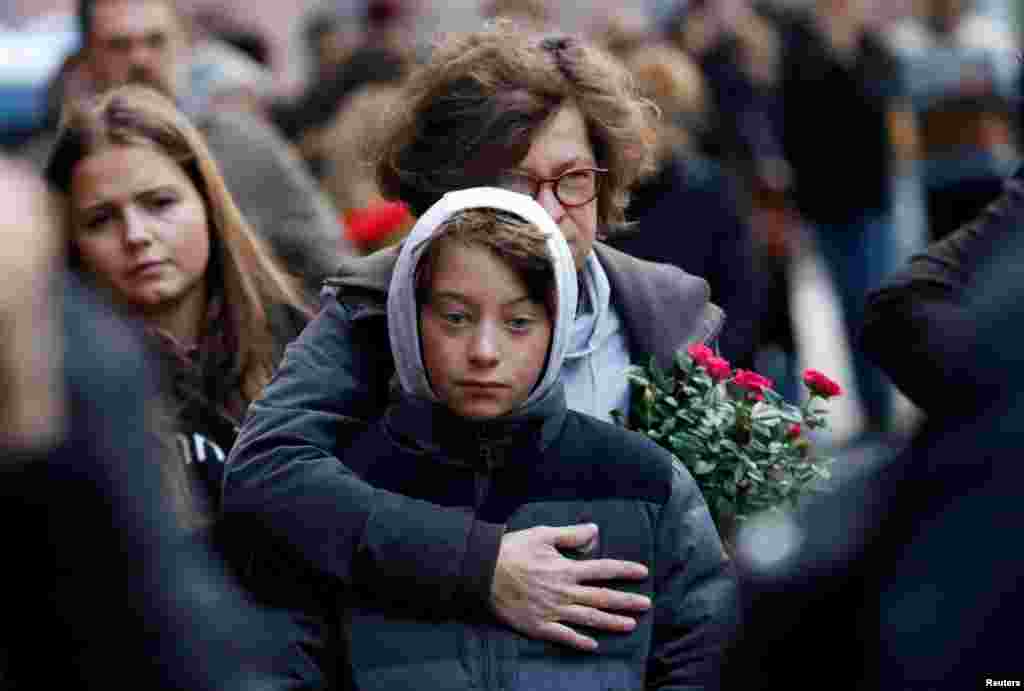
[650,359,671,393]
[694,460,717,475]
[778,406,804,424]
[668,432,702,453]
[626,371,649,384]
[720,439,742,455]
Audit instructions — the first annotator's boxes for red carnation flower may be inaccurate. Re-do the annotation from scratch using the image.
[687,343,714,368]
[344,200,412,247]
[802,369,843,399]
[733,369,774,400]
[706,356,732,382]
[786,423,801,440]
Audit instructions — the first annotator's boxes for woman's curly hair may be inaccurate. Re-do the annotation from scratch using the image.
[376,20,657,233]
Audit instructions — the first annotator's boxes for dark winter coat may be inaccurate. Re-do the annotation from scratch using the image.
[148,297,308,515]
[222,243,724,612]
[0,275,289,690]
[861,164,1024,418]
[240,385,736,690]
[611,154,763,366]
[726,208,1024,690]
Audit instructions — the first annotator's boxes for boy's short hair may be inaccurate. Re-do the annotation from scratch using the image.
[415,208,556,316]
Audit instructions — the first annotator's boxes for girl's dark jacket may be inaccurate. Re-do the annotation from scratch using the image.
[222,242,726,620]
[148,297,308,516]
[241,383,735,690]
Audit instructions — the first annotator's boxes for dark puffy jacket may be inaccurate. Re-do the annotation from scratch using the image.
[240,388,737,690]
[222,243,725,615]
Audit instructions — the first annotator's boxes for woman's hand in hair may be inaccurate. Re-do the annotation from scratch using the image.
[491,523,652,651]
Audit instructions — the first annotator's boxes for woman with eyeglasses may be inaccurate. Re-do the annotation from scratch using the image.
[222,19,737,681]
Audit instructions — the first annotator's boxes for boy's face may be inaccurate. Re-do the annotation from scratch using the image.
[420,238,553,420]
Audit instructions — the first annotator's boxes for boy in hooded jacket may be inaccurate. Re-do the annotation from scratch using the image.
[240,188,735,690]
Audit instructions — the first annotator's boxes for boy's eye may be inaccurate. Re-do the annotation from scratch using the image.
[442,312,469,326]
[506,317,535,331]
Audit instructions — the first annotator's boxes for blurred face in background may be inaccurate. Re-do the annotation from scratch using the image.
[0,160,63,448]
[86,0,188,98]
[69,145,210,328]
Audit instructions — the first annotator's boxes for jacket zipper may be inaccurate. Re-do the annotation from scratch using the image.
[474,443,494,509]
[475,440,496,689]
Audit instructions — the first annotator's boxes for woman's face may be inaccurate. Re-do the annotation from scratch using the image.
[420,238,553,420]
[511,102,599,270]
[69,144,210,318]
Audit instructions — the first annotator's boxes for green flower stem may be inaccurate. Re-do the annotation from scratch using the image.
[800,393,819,419]
[702,377,721,406]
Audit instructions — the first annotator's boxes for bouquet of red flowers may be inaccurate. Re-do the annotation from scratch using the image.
[613,344,841,541]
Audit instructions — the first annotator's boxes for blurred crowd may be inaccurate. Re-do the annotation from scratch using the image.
[4,1,1022,440]
[1,0,1022,688]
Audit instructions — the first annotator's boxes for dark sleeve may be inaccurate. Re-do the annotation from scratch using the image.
[231,534,340,690]
[221,297,504,617]
[861,166,1024,414]
[648,458,739,690]
[15,276,293,690]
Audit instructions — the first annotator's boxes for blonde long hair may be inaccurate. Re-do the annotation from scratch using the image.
[45,85,312,415]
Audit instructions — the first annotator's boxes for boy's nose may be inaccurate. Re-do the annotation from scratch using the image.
[468,324,501,366]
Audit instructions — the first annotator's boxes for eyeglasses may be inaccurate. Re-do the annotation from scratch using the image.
[496,167,608,208]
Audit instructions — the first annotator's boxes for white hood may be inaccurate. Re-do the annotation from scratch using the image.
[387,187,578,410]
